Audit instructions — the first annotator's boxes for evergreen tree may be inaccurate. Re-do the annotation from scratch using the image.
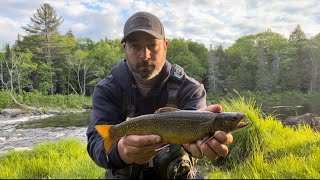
[289,24,307,42]
[289,24,309,92]
[22,3,64,95]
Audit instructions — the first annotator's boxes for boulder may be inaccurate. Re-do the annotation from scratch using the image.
[283,113,320,131]
[0,109,24,117]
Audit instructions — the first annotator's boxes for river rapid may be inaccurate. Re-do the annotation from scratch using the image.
[0,111,89,156]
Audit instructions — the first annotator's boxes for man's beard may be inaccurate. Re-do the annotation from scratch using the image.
[132,60,158,80]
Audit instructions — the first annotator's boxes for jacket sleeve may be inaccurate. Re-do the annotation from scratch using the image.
[86,76,128,169]
[177,74,207,110]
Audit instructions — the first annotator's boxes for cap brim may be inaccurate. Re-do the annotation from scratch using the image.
[121,29,164,43]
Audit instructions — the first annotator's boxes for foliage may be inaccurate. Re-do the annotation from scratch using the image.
[0,90,91,110]
[1,3,320,96]
[203,95,320,179]
[0,90,18,109]
[167,38,208,82]
[21,3,65,95]
[0,139,105,179]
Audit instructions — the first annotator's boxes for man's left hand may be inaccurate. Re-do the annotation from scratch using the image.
[182,104,233,160]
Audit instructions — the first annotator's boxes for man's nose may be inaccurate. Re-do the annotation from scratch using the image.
[140,46,151,60]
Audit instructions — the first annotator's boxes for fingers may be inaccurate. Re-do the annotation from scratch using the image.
[183,143,203,159]
[184,131,233,161]
[123,134,162,146]
[198,140,219,160]
[206,104,223,113]
[214,131,233,145]
[198,104,222,113]
[118,135,164,165]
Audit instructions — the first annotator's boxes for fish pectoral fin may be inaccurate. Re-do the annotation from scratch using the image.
[154,144,170,152]
[197,135,214,147]
[155,107,180,113]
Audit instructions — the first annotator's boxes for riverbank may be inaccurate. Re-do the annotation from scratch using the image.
[0,109,90,156]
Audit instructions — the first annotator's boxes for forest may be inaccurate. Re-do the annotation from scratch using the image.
[1,3,319,97]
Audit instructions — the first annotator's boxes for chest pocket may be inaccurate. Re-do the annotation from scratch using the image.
[166,64,184,108]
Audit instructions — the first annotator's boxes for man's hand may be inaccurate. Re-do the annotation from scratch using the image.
[182,104,234,160]
[117,134,166,164]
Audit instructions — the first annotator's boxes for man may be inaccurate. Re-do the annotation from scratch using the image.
[87,11,233,179]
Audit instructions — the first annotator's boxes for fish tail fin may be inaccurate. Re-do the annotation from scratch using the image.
[95,124,114,153]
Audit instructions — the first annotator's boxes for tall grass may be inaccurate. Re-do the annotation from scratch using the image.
[206,95,320,178]
[0,139,105,179]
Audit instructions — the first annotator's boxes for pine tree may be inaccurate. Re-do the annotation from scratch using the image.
[22,3,64,95]
[289,24,306,42]
[289,24,310,92]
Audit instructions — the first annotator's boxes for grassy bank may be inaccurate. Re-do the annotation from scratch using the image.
[0,139,105,179]
[1,95,320,178]
[205,95,320,178]
[0,90,92,110]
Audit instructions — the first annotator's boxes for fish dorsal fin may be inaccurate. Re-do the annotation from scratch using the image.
[155,107,180,113]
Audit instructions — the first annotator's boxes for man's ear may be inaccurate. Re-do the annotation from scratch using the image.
[164,39,168,50]
[122,42,126,49]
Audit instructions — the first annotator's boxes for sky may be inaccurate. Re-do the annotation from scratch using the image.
[0,0,319,49]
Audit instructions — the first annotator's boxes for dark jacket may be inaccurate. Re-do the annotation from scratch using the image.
[86,59,206,170]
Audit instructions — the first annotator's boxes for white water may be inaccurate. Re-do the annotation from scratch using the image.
[0,114,87,156]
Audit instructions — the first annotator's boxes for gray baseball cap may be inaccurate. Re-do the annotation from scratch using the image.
[121,11,165,43]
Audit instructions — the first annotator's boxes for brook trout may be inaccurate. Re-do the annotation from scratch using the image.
[95,107,250,153]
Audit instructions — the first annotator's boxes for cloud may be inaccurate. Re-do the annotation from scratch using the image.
[0,0,319,50]
[0,17,22,47]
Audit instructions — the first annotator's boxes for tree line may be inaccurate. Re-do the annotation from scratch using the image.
[208,27,320,94]
[0,3,319,97]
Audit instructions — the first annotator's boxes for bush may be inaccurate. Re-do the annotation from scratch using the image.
[0,90,18,109]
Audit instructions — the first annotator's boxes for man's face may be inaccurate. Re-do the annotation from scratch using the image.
[123,31,168,83]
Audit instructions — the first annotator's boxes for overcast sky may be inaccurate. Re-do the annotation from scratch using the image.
[0,0,319,49]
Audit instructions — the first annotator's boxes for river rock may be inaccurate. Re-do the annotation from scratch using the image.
[283,113,320,131]
[1,109,24,117]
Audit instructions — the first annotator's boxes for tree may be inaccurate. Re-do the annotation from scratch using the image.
[0,44,36,93]
[225,35,258,91]
[289,24,309,92]
[256,40,271,92]
[0,51,3,90]
[271,50,281,92]
[167,38,206,82]
[289,24,307,42]
[207,44,229,94]
[302,34,320,93]
[22,3,64,95]
[67,49,96,96]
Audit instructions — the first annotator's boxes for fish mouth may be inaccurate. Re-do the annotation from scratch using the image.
[235,119,251,131]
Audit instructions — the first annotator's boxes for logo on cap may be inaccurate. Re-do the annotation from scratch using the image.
[130,16,152,30]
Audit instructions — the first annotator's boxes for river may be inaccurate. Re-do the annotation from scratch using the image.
[0,112,91,156]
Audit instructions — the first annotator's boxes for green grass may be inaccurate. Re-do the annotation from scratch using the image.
[1,95,320,178]
[0,139,105,179]
[205,95,320,179]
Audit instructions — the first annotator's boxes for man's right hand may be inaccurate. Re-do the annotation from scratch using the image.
[117,134,166,165]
